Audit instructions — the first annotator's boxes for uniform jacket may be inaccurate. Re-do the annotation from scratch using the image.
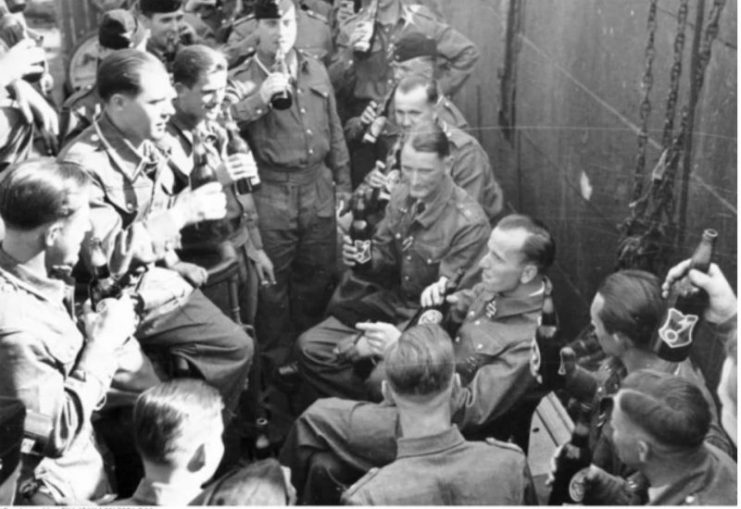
[228,49,351,194]
[331,2,479,102]
[341,426,532,505]
[449,280,545,433]
[59,85,101,148]
[0,250,112,502]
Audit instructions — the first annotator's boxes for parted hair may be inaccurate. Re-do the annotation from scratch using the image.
[0,158,90,230]
[133,379,223,466]
[385,323,455,398]
[618,369,710,449]
[405,120,450,159]
[97,49,164,101]
[597,269,663,349]
[173,44,227,89]
[496,214,556,272]
[396,75,439,105]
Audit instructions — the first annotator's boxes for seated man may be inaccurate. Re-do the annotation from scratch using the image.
[584,370,737,505]
[297,120,491,406]
[115,379,225,506]
[0,160,138,503]
[59,50,253,416]
[280,213,554,503]
[342,323,535,505]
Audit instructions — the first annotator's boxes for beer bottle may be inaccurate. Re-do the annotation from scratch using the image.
[652,228,718,362]
[406,269,465,328]
[530,292,566,390]
[253,417,272,460]
[270,48,293,110]
[88,237,123,312]
[223,110,261,194]
[190,134,218,189]
[350,194,373,273]
[362,85,395,145]
[548,402,592,505]
[352,0,378,57]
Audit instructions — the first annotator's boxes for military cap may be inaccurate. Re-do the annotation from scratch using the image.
[99,9,147,50]
[0,398,25,486]
[139,0,183,14]
[394,32,436,62]
[254,0,293,19]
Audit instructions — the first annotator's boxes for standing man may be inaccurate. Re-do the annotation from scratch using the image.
[0,160,138,503]
[139,0,199,72]
[166,44,274,325]
[227,0,351,371]
[59,50,254,416]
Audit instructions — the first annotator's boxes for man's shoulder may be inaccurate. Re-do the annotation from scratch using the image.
[229,54,260,80]
[442,122,479,150]
[401,3,442,26]
[450,185,488,225]
[341,467,382,504]
[62,85,97,109]
[58,125,106,163]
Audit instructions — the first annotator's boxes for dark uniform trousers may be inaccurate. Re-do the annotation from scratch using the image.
[58,114,254,414]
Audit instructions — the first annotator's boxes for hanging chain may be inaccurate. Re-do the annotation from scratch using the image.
[661,0,689,149]
[631,0,658,204]
[695,0,726,95]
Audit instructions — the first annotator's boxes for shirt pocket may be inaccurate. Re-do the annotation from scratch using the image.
[307,83,331,139]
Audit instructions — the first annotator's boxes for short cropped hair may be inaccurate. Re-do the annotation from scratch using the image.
[618,369,710,449]
[405,120,450,159]
[195,459,290,505]
[385,323,455,398]
[133,379,223,466]
[396,75,439,105]
[97,49,163,102]
[496,214,556,272]
[0,158,90,230]
[597,270,662,349]
[172,44,227,89]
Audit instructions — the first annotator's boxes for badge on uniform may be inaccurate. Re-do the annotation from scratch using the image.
[401,235,414,252]
[485,299,497,319]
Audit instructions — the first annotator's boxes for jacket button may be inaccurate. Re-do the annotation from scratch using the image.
[474,320,480,326]
[126,203,134,211]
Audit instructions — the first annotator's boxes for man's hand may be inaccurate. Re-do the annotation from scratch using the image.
[82,295,138,351]
[336,191,352,216]
[223,152,259,185]
[0,38,45,87]
[359,100,379,125]
[341,234,358,267]
[349,21,374,49]
[254,249,276,286]
[333,332,374,362]
[172,261,208,287]
[420,276,449,308]
[663,261,737,324]
[259,73,291,104]
[173,182,227,227]
[337,0,355,25]
[8,79,58,135]
[355,321,401,358]
[364,161,387,189]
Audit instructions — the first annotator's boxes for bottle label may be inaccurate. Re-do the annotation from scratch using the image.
[568,468,589,503]
[658,308,698,349]
[354,240,372,264]
[417,309,443,325]
[529,337,543,384]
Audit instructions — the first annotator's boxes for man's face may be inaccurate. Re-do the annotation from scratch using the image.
[116,63,176,142]
[590,293,622,357]
[256,4,297,57]
[143,10,184,50]
[391,56,435,82]
[611,394,645,470]
[46,192,91,271]
[394,86,435,135]
[400,143,445,202]
[478,227,530,294]
[176,68,227,123]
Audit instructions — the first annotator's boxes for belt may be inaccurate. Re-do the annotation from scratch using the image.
[258,162,326,185]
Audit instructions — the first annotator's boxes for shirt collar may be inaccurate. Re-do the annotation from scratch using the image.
[0,248,67,305]
[96,113,161,181]
[397,426,465,459]
[406,173,455,228]
[479,277,548,320]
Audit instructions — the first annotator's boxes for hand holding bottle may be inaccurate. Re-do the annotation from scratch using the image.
[662,261,736,324]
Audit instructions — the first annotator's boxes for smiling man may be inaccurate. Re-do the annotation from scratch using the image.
[139,0,199,72]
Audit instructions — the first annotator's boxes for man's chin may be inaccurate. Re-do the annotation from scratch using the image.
[48,264,76,284]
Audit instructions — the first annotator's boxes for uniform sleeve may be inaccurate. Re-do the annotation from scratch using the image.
[431,20,480,96]
[58,107,87,148]
[325,78,352,193]
[438,217,490,281]
[370,197,401,274]
[452,142,503,218]
[0,330,116,458]
[230,75,271,127]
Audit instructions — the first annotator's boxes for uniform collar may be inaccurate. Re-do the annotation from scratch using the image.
[95,113,162,181]
[131,477,203,507]
[397,426,465,459]
[0,247,67,305]
[405,174,455,228]
[479,277,547,320]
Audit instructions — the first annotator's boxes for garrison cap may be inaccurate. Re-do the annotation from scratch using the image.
[99,9,147,50]
[139,0,183,14]
[395,32,436,63]
[254,0,293,19]
[0,398,25,485]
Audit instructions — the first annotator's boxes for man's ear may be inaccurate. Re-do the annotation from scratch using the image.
[452,372,462,392]
[173,82,187,96]
[44,223,62,248]
[381,380,395,406]
[612,331,633,354]
[520,263,538,285]
[186,443,207,473]
[637,439,650,463]
[109,93,128,113]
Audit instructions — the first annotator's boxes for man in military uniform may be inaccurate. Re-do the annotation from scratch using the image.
[223,0,333,68]
[342,323,535,505]
[165,44,273,325]
[330,0,445,43]
[0,160,139,503]
[59,9,148,147]
[295,121,490,406]
[139,0,200,72]
[58,50,254,416]
[583,371,737,505]
[280,213,554,503]
[227,0,351,371]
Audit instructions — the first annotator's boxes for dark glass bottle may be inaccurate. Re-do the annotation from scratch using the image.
[253,417,272,460]
[270,49,293,110]
[652,228,718,362]
[406,269,465,329]
[88,238,123,312]
[352,0,378,58]
[548,403,592,505]
[189,135,218,189]
[223,112,261,194]
[530,293,565,390]
[350,194,373,273]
